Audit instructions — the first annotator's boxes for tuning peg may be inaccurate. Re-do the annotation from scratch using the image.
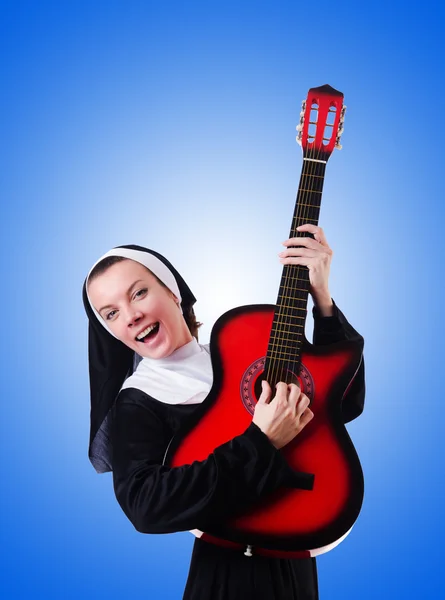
[335,142,342,150]
[340,105,347,118]
[296,134,302,146]
[296,124,303,132]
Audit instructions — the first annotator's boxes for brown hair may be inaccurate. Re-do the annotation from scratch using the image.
[87,255,203,341]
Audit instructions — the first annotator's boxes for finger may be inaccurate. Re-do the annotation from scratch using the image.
[257,380,272,404]
[298,408,314,428]
[281,237,319,250]
[279,256,312,267]
[275,382,289,397]
[295,393,310,417]
[286,382,302,410]
[279,247,319,259]
[296,224,329,247]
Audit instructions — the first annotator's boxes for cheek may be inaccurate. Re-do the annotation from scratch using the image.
[138,298,169,324]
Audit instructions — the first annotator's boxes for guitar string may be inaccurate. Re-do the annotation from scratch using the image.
[290,101,329,387]
[265,97,314,388]
[266,98,336,404]
[266,98,316,389]
[283,99,333,390]
[268,99,319,388]
[290,122,319,384]
[283,124,317,383]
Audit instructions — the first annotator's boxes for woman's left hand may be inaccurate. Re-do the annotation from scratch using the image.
[278,223,333,301]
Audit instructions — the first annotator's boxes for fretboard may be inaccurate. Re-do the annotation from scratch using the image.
[263,158,326,386]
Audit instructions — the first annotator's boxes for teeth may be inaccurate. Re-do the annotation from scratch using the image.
[136,322,158,340]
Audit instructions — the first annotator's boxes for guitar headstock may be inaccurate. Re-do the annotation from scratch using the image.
[296,84,346,161]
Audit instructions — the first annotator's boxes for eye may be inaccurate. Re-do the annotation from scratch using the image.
[104,289,147,321]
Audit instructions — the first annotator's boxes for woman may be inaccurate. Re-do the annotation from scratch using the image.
[82,224,365,599]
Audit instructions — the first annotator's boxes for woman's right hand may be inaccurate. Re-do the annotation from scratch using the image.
[252,380,314,450]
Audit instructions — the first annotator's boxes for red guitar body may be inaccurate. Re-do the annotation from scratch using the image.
[166,304,364,553]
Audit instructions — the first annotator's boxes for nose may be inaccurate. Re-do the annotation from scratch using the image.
[124,307,144,327]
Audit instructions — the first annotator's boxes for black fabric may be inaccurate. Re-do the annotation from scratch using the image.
[312,299,366,423]
[183,537,319,600]
[109,299,366,600]
[82,244,198,473]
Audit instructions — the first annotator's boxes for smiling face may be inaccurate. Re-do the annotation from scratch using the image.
[87,259,193,359]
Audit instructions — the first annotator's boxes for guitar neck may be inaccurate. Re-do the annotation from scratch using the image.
[264,159,327,382]
[291,158,326,238]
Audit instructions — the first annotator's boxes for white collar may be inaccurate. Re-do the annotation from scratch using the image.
[120,339,213,405]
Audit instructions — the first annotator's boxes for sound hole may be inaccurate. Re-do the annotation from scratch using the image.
[240,358,315,416]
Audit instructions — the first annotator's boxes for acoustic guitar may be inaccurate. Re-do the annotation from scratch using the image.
[166,84,364,557]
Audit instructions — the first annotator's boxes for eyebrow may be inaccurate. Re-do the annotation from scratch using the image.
[98,279,146,314]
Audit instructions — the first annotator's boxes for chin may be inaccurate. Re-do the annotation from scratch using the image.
[137,339,174,359]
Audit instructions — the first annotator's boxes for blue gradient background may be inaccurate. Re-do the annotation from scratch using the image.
[1,1,443,598]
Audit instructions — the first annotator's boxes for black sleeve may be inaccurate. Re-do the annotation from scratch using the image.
[311,297,366,423]
[110,392,314,535]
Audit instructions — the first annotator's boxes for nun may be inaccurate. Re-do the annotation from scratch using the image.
[82,231,366,600]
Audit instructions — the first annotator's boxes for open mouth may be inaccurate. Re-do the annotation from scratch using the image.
[136,322,160,343]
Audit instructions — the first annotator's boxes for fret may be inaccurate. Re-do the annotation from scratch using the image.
[275,304,306,310]
[277,291,308,298]
[294,202,321,209]
[272,320,305,328]
[278,286,307,293]
[298,188,322,194]
[299,173,324,179]
[269,330,304,338]
[268,342,303,351]
[266,354,300,361]
[273,313,306,322]
[280,271,310,279]
[291,216,318,223]
[279,276,309,286]
[268,336,301,352]
[278,286,308,294]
